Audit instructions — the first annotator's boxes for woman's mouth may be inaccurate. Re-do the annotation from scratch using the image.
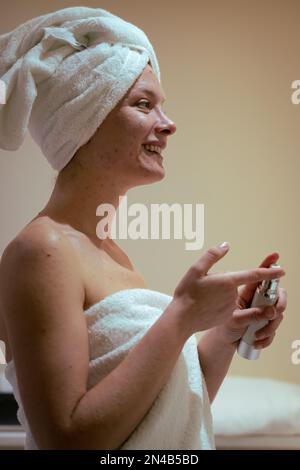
[142,144,163,162]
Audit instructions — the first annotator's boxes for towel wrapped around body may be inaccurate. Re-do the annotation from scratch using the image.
[4,288,215,450]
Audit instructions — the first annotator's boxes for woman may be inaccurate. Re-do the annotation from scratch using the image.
[0,7,286,450]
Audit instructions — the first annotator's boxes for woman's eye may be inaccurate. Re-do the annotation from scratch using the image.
[137,99,151,109]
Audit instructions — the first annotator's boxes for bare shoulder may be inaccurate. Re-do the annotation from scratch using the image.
[0,217,81,278]
[2,216,69,251]
[0,218,85,325]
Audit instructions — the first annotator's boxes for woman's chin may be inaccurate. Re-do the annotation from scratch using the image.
[126,153,165,186]
[142,161,165,182]
[141,153,165,176]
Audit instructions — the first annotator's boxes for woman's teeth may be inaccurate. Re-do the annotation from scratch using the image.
[143,144,161,155]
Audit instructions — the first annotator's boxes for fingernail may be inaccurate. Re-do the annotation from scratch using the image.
[270,264,283,271]
[270,266,285,275]
[219,241,229,248]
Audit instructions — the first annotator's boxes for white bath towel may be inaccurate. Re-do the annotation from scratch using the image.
[4,288,215,450]
[0,6,160,171]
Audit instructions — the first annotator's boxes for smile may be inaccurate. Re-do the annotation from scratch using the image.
[142,144,163,160]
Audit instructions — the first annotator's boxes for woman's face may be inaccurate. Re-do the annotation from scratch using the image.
[84,64,177,188]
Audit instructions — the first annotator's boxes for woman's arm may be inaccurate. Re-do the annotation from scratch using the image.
[0,225,191,450]
[197,328,236,403]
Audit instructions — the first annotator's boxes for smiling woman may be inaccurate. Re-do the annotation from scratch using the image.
[0,4,288,453]
[52,67,170,184]
[0,6,211,451]
[66,62,176,190]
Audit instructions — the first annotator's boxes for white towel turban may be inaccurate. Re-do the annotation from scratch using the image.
[0,6,160,171]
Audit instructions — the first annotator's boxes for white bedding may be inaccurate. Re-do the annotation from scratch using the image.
[212,376,300,450]
[215,434,300,450]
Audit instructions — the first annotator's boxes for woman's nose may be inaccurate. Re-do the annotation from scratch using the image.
[155,114,177,136]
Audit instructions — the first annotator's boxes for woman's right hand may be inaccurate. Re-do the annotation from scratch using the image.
[171,242,285,336]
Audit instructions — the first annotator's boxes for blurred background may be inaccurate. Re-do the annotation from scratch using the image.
[0,0,299,388]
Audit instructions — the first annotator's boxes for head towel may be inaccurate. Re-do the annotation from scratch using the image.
[0,6,160,171]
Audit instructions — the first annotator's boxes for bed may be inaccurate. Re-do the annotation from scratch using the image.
[211,376,300,450]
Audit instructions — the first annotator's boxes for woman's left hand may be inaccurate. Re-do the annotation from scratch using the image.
[214,252,287,348]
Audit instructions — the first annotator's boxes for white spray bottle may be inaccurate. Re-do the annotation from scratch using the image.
[237,263,280,360]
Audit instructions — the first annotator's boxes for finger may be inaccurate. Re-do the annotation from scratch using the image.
[254,332,276,349]
[231,304,276,328]
[254,289,287,339]
[231,306,266,327]
[229,266,285,287]
[258,252,280,269]
[255,310,284,340]
[193,242,230,276]
[237,253,281,307]
[274,288,288,314]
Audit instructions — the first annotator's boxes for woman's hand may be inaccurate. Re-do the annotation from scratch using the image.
[213,252,287,348]
[171,244,285,337]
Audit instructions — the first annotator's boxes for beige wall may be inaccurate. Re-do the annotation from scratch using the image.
[0,0,299,383]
